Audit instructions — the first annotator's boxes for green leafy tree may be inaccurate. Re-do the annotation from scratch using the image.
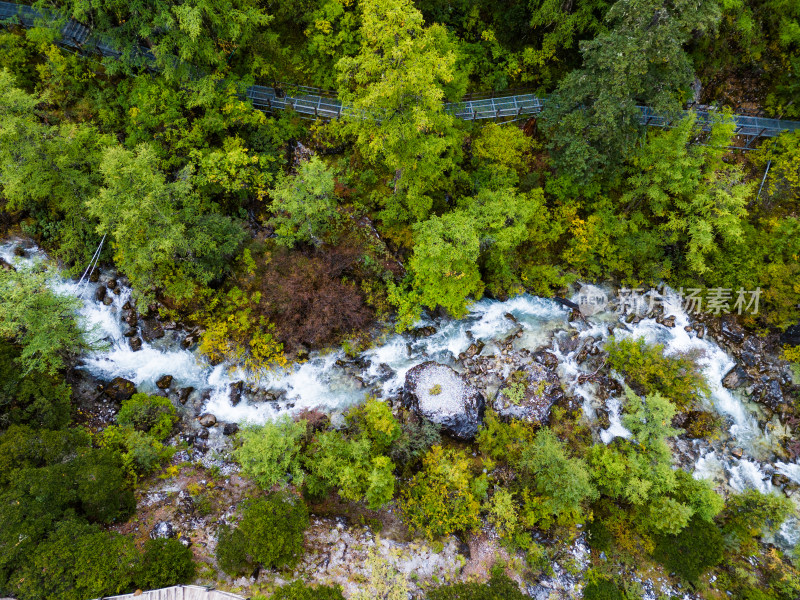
[303,430,396,508]
[525,0,612,76]
[402,445,481,539]
[652,515,724,584]
[518,427,598,528]
[48,0,272,78]
[347,397,402,452]
[0,340,71,430]
[136,538,196,590]
[623,114,752,275]
[542,0,720,178]
[116,394,178,440]
[216,493,309,575]
[388,411,440,474]
[336,0,467,224]
[100,425,176,482]
[0,265,89,375]
[11,519,136,600]
[0,69,111,268]
[589,389,709,535]
[302,0,362,89]
[605,336,709,409]
[270,156,339,247]
[719,489,794,553]
[757,131,800,203]
[426,571,528,600]
[88,143,246,305]
[267,580,346,600]
[234,415,307,489]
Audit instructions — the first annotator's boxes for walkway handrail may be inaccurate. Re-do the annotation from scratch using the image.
[3,0,800,145]
[92,584,246,600]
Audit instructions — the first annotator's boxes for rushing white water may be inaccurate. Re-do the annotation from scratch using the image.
[3,238,799,546]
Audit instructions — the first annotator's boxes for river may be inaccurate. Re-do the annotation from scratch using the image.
[2,237,798,548]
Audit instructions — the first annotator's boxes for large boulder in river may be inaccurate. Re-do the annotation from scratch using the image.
[403,362,485,440]
[492,363,564,424]
[103,377,136,402]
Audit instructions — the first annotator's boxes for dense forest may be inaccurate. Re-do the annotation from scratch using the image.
[1,0,800,598]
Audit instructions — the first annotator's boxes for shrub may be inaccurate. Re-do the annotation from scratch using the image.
[11,519,136,600]
[251,246,374,353]
[426,572,528,599]
[75,448,137,523]
[303,430,396,508]
[234,415,307,489]
[268,580,346,600]
[198,286,287,373]
[583,577,625,600]
[517,427,597,529]
[116,393,178,440]
[136,538,196,589]
[216,493,309,576]
[0,265,90,375]
[215,523,251,577]
[100,425,176,481]
[720,489,793,553]
[586,516,613,552]
[605,336,709,409]
[269,156,339,248]
[345,397,401,451]
[476,409,535,465]
[653,515,724,584]
[0,340,71,430]
[402,445,480,539]
[486,488,519,541]
[388,410,440,473]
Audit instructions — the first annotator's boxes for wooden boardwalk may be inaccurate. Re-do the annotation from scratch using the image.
[93,585,247,600]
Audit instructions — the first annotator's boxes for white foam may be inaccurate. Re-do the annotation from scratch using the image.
[600,395,633,444]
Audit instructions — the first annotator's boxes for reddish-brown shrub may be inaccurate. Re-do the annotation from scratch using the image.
[254,245,374,353]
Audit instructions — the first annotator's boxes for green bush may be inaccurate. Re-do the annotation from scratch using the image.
[116,393,178,440]
[605,336,709,409]
[426,572,528,599]
[476,409,535,465]
[720,489,793,553]
[303,429,396,508]
[517,427,597,529]
[136,538,196,589]
[583,577,625,600]
[215,523,251,577]
[388,409,440,473]
[11,519,136,600]
[586,516,613,552]
[346,397,401,451]
[653,515,724,584]
[216,493,309,576]
[402,445,480,539]
[234,415,307,489]
[0,340,71,430]
[268,580,346,600]
[101,425,176,480]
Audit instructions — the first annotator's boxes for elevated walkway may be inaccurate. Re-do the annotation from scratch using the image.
[3,0,800,146]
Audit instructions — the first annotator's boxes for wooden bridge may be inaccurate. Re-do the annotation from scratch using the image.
[93,584,247,600]
[3,0,800,147]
